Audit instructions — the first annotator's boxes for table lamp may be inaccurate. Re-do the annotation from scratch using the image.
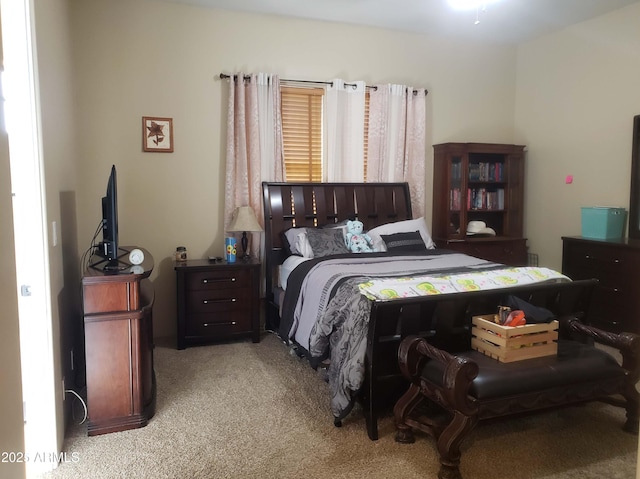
[227,206,263,260]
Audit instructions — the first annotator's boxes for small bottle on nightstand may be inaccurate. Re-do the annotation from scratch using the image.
[175,246,187,262]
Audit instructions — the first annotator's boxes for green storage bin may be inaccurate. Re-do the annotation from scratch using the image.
[581,207,627,239]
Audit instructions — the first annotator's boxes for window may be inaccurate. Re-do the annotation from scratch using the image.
[281,87,323,182]
[281,86,370,182]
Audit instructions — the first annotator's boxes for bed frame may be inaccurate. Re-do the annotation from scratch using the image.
[261,181,596,441]
[262,181,413,330]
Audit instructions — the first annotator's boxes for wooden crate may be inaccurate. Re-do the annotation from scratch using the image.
[471,315,558,363]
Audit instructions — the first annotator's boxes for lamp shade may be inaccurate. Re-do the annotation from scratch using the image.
[227,206,263,233]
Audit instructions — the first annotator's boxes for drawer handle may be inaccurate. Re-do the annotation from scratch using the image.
[601,286,620,293]
[203,321,237,327]
[202,277,236,284]
[203,298,237,304]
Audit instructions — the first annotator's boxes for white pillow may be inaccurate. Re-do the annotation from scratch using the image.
[367,217,435,251]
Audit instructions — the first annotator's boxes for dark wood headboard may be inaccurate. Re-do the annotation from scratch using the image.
[261,181,413,327]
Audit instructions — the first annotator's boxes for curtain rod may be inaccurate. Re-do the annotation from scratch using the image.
[219,73,361,89]
[218,73,428,95]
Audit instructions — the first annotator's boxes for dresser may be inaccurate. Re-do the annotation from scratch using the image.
[175,259,261,349]
[561,236,640,334]
[82,247,155,435]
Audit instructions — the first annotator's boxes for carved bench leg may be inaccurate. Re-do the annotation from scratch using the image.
[438,464,464,479]
[394,383,423,443]
[436,411,478,479]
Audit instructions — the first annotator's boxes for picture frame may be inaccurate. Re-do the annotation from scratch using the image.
[142,116,173,152]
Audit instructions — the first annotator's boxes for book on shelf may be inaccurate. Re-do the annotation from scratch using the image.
[466,187,505,210]
[449,188,461,210]
[450,162,462,181]
[468,162,505,182]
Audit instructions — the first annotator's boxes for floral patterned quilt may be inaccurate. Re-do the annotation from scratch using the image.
[358,267,569,300]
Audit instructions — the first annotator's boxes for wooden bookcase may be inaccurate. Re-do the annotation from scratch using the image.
[432,142,527,266]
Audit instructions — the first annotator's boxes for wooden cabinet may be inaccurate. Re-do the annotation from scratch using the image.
[82,247,155,436]
[562,236,640,334]
[175,259,261,349]
[438,237,528,266]
[432,143,527,266]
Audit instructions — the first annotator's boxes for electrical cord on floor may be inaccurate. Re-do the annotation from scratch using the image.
[66,389,87,424]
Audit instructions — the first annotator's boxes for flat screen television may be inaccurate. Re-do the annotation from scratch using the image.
[99,165,120,271]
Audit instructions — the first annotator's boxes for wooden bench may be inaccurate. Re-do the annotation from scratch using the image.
[393,312,640,479]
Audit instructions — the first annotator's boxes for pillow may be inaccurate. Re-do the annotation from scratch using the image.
[367,217,435,252]
[319,220,349,244]
[305,228,349,258]
[380,231,427,253]
[282,227,313,258]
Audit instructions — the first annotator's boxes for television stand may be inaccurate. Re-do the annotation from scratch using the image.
[82,246,156,435]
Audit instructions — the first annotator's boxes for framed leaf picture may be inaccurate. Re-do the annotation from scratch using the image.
[142,116,173,152]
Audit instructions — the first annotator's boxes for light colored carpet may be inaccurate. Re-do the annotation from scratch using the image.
[41,333,638,479]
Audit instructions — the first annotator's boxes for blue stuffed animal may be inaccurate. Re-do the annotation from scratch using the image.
[345,220,373,253]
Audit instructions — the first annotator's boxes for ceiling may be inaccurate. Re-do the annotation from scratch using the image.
[160,0,640,44]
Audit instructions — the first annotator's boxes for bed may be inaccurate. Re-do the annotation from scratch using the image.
[262,181,591,440]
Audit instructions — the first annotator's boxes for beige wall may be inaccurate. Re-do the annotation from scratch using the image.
[70,0,517,338]
[34,0,81,450]
[514,2,640,269]
[1,0,117,465]
[0,13,26,479]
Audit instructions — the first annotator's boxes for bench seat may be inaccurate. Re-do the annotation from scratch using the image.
[424,340,626,400]
[394,317,640,479]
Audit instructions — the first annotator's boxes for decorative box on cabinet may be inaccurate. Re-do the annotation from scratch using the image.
[561,236,640,334]
[432,143,527,266]
[82,247,156,436]
[175,259,261,349]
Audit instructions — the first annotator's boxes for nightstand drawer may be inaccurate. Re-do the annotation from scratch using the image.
[186,289,248,314]
[185,313,250,336]
[185,269,249,291]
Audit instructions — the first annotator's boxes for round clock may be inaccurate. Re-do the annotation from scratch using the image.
[129,248,145,265]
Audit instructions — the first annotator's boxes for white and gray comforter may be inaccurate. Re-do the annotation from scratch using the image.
[279,250,504,420]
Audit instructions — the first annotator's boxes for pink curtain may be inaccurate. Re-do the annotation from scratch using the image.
[366,84,427,218]
[224,73,283,258]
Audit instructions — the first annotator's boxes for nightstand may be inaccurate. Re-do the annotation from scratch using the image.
[175,258,261,349]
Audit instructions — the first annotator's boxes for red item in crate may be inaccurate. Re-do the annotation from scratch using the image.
[504,310,525,327]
